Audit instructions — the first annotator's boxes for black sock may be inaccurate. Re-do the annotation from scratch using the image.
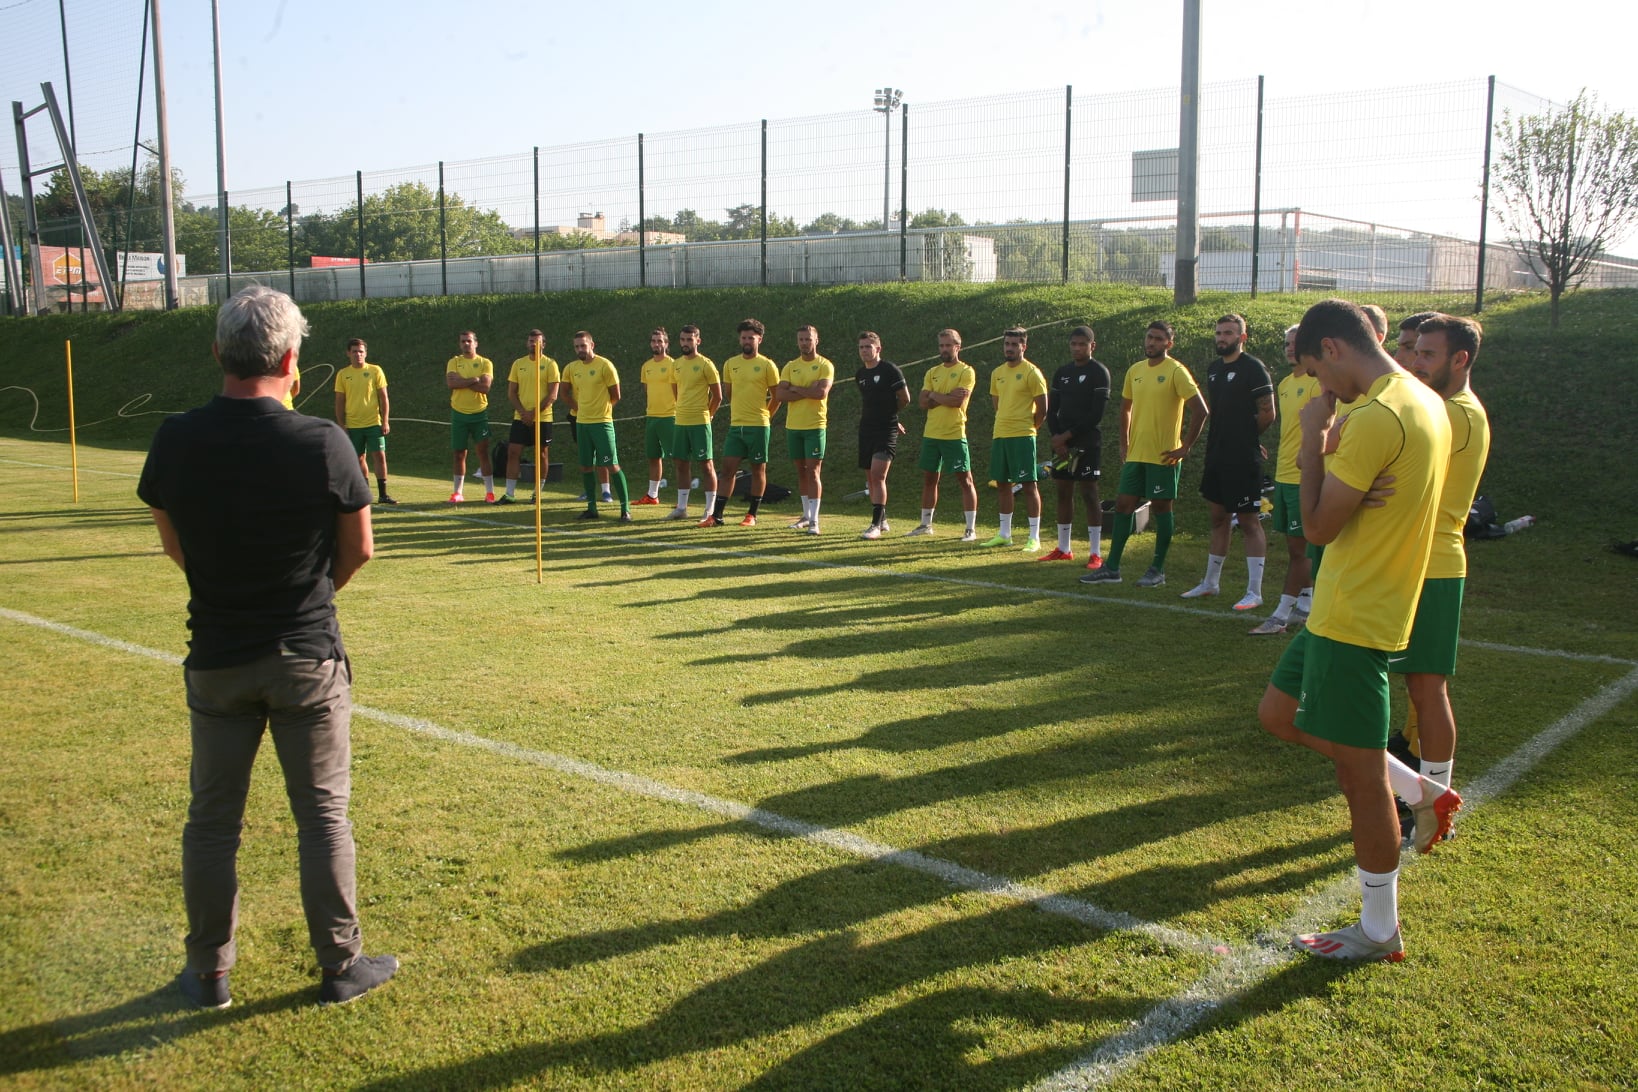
[713,494,728,518]
[872,504,885,525]
[748,494,762,515]
[377,477,389,498]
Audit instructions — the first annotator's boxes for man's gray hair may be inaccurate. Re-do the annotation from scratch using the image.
[216,285,310,379]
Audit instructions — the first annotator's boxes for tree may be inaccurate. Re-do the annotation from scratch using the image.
[1494,91,1638,328]
[298,181,517,264]
[910,208,966,229]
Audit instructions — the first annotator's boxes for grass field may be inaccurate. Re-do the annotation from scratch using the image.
[3,285,1637,1089]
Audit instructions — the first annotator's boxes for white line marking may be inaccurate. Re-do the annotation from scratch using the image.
[0,605,1216,957]
[1032,663,1638,1090]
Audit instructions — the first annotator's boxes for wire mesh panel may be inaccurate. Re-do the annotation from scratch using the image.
[766,108,896,281]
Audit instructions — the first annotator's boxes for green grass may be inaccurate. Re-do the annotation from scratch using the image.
[2,283,1636,1088]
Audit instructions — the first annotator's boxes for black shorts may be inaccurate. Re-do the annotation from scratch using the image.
[1049,442,1102,482]
[1199,457,1262,512]
[508,420,554,447]
[857,426,899,470]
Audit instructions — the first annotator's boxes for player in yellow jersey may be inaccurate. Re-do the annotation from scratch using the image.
[1082,321,1208,588]
[1257,299,1461,963]
[636,327,676,505]
[1250,326,1317,634]
[705,318,782,527]
[907,329,980,540]
[498,329,560,504]
[280,370,302,411]
[445,330,495,503]
[774,325,835,534]
[561,331,631,522]
[1392,313,1490,842]
[982,327,1049,551]
[332,338,395,505]
[666,324,723,519]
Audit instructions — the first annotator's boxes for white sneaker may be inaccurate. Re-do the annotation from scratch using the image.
[861,525,883,540]
[1233,592,1264,612]
[664,508,690,520]
[790,517,813,531]
[905,523,934,537]
[806,525,821,536]
[1180,582,1219,599]
[879,520,891,533]
[958,529,979,543]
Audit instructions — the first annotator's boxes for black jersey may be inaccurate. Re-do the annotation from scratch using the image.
[855,361,908,431]
[1046,358,1112,448]
[1202,353,1273,458]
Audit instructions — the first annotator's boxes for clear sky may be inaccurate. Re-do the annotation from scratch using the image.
[7,0,1638,218]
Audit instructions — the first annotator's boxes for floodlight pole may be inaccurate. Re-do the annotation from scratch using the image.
[1174,0,1201,306]
[211,0,230,282]
[149,0,180,309]
[873,87,902,230]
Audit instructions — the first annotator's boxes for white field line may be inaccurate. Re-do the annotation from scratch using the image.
[1032,662,1638,1091]
[0,605,1213,957]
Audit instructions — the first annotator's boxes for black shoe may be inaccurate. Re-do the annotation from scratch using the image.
[617,512,634,523]
[319,954,398,1006]
[178,970,231,1010]
[494,494,515,505]
[377,495,399,506]
[576,509,600,520]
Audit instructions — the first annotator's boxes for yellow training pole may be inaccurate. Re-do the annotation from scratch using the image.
[65,340,80,503]
[532,343,543,584]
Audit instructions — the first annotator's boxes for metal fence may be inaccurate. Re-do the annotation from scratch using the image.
[14,74,1618,316]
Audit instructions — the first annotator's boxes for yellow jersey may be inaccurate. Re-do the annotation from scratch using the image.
[723,354,781,427]
[780,355,835,431]
[1274,371,1319,485]
[922,362,976,441]
[1426,388,1491,579]
[562,355,619,424]
[673,354,721,427]
[989,359,1048,439]
[640,356,677,418]
[447,355,493,415]
[1121,356,1199,465]
[507,355,561,422]
[334,363,388,428]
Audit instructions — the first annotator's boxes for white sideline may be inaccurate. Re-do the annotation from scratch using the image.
[1032,662,1638,1090]
[0,605,1215,957]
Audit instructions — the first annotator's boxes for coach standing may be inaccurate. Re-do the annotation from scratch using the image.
[139,286,396,1009]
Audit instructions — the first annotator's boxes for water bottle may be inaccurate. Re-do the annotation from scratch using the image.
[1503,515,1535,534]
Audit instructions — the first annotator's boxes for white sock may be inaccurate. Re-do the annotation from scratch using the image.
[676,488,690,511]
[483,475,494,491]
[1247,556,1266,597]
[1358,866,1400,943]
[453,473,463,493]
[1297,587,1313,612]
[703,490,716,515]
[1057,523,1073,552]
[799,495,811,519]
[1272,593,1298,623]
[921,507,935,527]
[1204,554,1225,588]
[999,513,1013,537]
[1087,525,1102,555]
[1422,760,1453,789]
[1385,753,1430,804]
[647,480,660,499]
[811,498,822,524]
[964,509,977,533]
[1027,516,1041,539]
[505,478,517,497]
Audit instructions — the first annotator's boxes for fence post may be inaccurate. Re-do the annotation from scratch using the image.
[1251,75,1264,297]
[285,180,295,296]
[637,133,646,288]
[533,146,541,294]
[759,119,768,287]
[355,170,366,299]
[1475,75,1496,313]
[1062,85,1072,284]
[438,160,447,297]
[899,102,909,281]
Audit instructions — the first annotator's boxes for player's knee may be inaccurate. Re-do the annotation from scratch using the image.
[1257,686,1299,741]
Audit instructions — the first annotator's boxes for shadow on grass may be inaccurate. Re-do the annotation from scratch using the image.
[0,982,311,1079]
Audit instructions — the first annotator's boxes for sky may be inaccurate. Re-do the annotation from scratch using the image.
[7,0,1638,228]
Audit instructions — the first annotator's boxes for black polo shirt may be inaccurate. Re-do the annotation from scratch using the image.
[1202,353,1273,460]
[855,360,908,433]
[137,395,371,669]
[1046,358,1112,449]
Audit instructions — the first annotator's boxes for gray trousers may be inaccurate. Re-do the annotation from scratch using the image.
[182,654,362,973]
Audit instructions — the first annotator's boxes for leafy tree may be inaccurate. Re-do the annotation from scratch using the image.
[910,208,966,229]
[801,212,871,234]
[1494,91,1638,328]
[298,181,517,264]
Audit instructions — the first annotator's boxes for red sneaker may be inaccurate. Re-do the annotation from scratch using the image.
[1085,553,1104,571]
[1036,547,1074,562]
[633,495,661,506]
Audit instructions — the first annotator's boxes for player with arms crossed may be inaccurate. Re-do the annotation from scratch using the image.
[445,330,495,503]
[499,329,560,504]
[856,331,910,540]
[706,318,780,527]
[983,327,1050,551]
[666,324,722,520]
[906,329,979,540]
[775,325,835,534]
[636,327,676,506]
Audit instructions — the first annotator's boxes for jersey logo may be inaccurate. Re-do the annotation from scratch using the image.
[1157,375,1167,384]
[1079,374,1087,383]
[874,375,881,383]
[1227,371,1237,382]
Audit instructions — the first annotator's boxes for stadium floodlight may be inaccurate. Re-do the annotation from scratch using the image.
[873,87,903,231]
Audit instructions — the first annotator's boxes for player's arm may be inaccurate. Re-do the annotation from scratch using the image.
[150,508,184,571]
[706,383,722,417]
[791,378,831,401]
[1031,392,1049,430]
[721,381,733,408]
[445,371,469,389]
[509,380,526,418]
[918,381,936,410]
[1163,392,1210,464]
[1118,398,1132,464]
[334,392,347,427]
[894,386,911,412]
[564,381,578,416]
[378,387,391,435]
[542,381,559,413]
[608,383,621,409]
[333,506,374,591]
[473,370,493,395]
[1255,393,1276,433]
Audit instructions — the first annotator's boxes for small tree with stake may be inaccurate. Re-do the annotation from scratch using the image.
[1494,91,1638,329]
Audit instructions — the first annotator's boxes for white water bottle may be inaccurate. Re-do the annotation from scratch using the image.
[1503,515,1535,534]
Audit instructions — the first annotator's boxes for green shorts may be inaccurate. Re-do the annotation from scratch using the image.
[645,417,674,460]
[1272,482,1303,537]
[1117,460,1180,501]
[1270,629,1391,749]
[917,437,971,474]
[450,409,490,451]
[673,423,713,462]
[1307,541,1325,581]
[787,427,826,462]
[990,436,1039,483]
[1393,577,1464,677]
[348,425,386,456]
[576,421,620,468]
[725,425,771,463]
